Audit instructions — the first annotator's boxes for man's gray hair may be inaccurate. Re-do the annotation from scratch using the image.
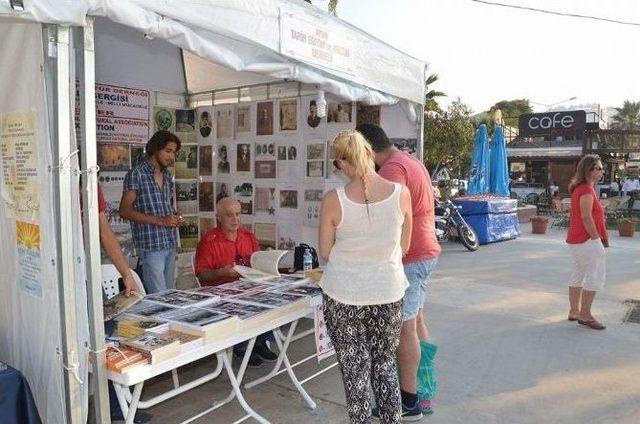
[216,196,240,215]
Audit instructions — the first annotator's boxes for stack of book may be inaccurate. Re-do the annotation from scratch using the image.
[121,333,181,365]
[152,328,204,354]
[116,315,170,339]
[106,346,148,373]
[157,307,239,342]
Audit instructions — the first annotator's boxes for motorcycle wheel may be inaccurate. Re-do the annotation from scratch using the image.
[457,222,479,251]
[436,221,449,243]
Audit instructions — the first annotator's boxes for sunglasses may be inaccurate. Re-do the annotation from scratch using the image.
[333,158,346,170]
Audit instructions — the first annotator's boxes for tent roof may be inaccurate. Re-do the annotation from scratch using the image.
[0,0,426,105]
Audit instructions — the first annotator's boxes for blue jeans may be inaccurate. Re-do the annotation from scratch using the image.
[402,258,438,321]
[138,248,176,294]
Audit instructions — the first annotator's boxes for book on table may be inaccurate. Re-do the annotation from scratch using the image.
[144,289,220,308]
[106,346,148,373]
[115,315,170,339]
[204,300,273,321]
[157,306,239,342]
[233,250,289,281]
[194,279,275,298]
[125,300,179,319]
[151,328,204,353]
[121,333,181,365]
[103,291,144,321]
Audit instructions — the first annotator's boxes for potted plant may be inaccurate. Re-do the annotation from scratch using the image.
[618,217,637,237]
[531,215,549,234]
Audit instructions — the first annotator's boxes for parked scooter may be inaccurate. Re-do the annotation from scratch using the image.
[434,199,479,251]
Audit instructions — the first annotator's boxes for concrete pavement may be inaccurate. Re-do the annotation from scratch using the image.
[140,223,640,424]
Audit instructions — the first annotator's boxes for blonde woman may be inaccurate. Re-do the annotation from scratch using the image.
[319,130,413,423]
[566,154,608,330]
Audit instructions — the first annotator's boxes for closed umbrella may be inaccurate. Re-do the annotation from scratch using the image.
[468,124,490,195]
[489,125,510,196]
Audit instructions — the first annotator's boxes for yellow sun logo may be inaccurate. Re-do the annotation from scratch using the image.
[17,221,40,251]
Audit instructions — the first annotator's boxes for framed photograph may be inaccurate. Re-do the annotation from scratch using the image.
[256,101,274,136]
[287,146,297,160]
[235,105,251,135]
[236,143,251,172]
[279,99,298,131]
[198,181,214,212]
[305,99,323,129]
[277,145,287,161]
[216,182,230,204]
[217,144,230,174]
[176,109,195,133]
[279,190,298,209]
[199,145,213,176]
[327,102,352,124]
[174,145,198,179]
[255,160,276,179]
[198,109,213,139]
[307,142,325,160]
[306,161,324,178]
[154,107,175,132]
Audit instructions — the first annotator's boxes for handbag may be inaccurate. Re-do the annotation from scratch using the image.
[293,243,319,271]
[417,341,438,402]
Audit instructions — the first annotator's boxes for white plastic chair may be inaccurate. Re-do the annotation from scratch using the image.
[101,263,145,299]
[191,252,201,288]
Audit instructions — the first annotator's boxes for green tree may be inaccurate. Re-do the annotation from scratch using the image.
[424,99,475,178]
[425,72,446,112]
[486,99,532,128]
[612,100,640,130]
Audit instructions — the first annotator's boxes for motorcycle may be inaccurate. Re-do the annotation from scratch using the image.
[434,199,479,251]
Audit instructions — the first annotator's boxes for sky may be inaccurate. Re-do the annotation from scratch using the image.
[314,0,640,114]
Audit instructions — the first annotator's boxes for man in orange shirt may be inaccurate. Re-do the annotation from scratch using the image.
[194,197,276,367]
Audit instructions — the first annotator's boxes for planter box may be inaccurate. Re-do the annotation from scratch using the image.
[517,205,538,223]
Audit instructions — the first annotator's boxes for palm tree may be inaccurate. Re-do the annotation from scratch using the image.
[612,100,640,130]
[425,72,446,112]
[303,0,339,15]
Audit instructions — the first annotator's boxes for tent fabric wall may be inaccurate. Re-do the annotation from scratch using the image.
[0,22,67,423]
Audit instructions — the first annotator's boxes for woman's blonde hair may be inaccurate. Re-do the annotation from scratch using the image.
[568,154,601,194]
[332,130,376,217]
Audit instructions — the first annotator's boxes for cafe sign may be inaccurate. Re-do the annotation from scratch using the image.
[519,110,586,138]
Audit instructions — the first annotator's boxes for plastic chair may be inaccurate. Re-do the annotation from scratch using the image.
[101,263,145,300]
[191,252,201,288]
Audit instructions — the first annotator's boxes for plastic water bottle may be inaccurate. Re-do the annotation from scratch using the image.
[302,248,313,271]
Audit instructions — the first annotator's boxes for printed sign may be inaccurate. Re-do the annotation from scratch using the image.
[16,221,42,297]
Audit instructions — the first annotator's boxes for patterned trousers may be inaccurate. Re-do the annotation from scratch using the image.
[323,295,403,424]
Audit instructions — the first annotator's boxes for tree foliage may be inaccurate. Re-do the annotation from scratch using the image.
[425,73,446,112]
[424,99,475,178]
[487,99,532,128]
[612,100,640,130]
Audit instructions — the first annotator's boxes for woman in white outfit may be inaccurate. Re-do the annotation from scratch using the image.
[318,130,413,423]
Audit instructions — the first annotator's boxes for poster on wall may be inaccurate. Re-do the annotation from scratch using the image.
[93,84,150,145]
[197,107,214,142]
[235,143,252,175]
[216,106,234,140]
[98,171,133,254]
[198,181,214,212]
[257,101,274,136]
[279,98,298,132]
[306,141,325,179]
[174,145,198,179]
[97,144,130,172]
[154,106,176,133]
[1,111,39,221]
[255,186,276,216]
[176,109,196,144]
[16,220,42,298]
[176,181,198,215]
[233,181,254,215]
[179,216,199,251]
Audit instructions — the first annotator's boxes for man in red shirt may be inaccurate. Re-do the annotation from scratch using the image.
[194,197,276,366]
[358,123,441,418]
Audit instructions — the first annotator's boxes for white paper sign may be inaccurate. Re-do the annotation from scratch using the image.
[280,9,355,75]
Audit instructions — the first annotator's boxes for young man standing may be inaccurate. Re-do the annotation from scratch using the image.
[120,130,183,294]
[358,123,441,420]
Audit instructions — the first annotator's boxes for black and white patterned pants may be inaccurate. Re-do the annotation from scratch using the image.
[323,294,403,424]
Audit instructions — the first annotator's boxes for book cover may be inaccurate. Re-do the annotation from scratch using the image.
[106,346,147,373]
[204,300,272,320]
[116,316,170,338]
[150,328,204,353]
[145,289,220,308]
[126,300,179,318]
[103,291,144,321]
[121,333,181,364]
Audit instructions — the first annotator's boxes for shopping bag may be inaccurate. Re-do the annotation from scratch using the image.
[416,340,437,401]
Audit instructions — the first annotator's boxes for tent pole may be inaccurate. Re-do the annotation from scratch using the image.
[79,17,110,424]
[52,24,83,424]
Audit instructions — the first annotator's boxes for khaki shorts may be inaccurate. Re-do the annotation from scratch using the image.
[568,239,606,291]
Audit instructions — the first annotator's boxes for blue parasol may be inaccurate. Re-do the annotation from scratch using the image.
[468,124,490,195]
[489,125,510,196]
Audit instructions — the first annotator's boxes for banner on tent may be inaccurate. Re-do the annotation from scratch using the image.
[280,9,355,75]
[16,220,42,297]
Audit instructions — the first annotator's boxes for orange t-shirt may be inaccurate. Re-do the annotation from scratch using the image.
[378,150,441,263]
[566,184,608,244]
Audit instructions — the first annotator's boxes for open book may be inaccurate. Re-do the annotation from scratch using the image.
[103,291,144,321]
[233,250,289,281]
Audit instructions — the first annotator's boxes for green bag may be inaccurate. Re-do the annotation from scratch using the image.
[416,340,437,401]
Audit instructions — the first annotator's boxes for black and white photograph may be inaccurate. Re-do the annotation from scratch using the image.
[279,99,298,131]
[176,109,195,133]
[217,144,230,174]
[198,110,213,139]
[179,216,199,250]
[255,187,276,215]
[236,143,251,172]
[256,101,274,136]
[306,161,324,178]
[146,290,218,309]
[279,190,298,209]
[306,99,322,128]
[176,181,198,215]
[205,301,271,320]
[174,145,198,179]
[277,145,287,161]
[199,145,213,176]
[256,142,276,160]
[307,142,325,160]
[199,181,214,212]
[127,300,177,318]
[216,182,230,204]
[130,146,146,168]
[356,103,381,126]
[255,160,276,179]
[327,102,352,123]
[235,105,251,135]
[234,182,254,215]
[288,146,297,160]
[216,106,233,139]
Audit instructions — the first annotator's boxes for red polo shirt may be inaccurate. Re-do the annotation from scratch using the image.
[194,227,259,286]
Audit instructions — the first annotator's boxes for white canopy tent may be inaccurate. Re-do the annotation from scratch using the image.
[0,1,426,423]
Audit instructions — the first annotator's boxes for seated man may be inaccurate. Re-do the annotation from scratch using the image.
[194,197,277,367]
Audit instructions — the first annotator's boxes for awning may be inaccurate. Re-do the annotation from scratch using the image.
[507,147,582,159]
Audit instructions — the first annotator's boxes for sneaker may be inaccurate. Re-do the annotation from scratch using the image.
[371,403,423,422]
[254,342,278,362]
[234,350,264,368]
[418,399,434,415]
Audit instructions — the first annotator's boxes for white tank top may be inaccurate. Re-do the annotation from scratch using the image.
[319,183,408,305]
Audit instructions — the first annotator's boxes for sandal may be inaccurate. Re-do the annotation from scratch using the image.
[577,319,606,330]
